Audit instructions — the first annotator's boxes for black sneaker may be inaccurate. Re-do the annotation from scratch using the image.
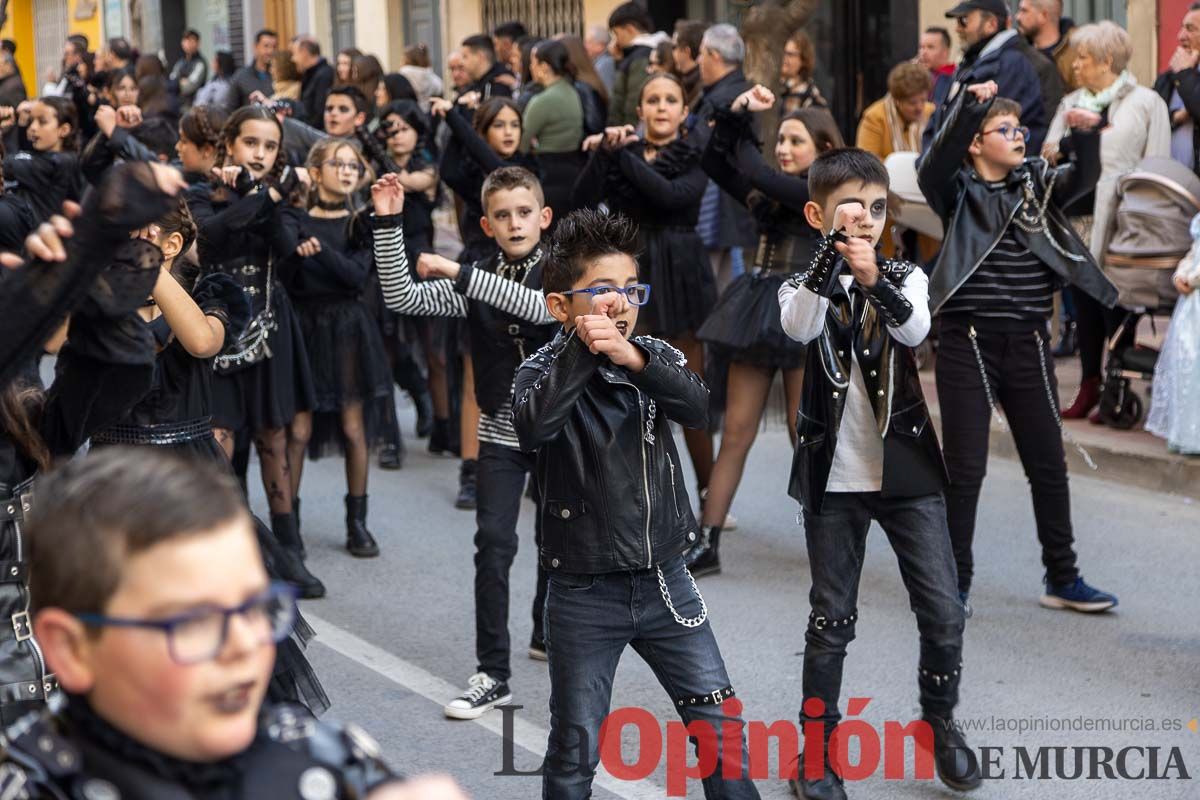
[443,672,512,720]
[528,634,547,662]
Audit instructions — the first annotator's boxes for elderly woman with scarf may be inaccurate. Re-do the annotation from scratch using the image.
[1043,20,1171,421]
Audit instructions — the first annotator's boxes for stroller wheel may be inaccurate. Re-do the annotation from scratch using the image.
[1107,392,1143,430]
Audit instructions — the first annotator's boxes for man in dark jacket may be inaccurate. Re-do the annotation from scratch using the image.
[291,36,334,130]
[1016,0,1078,92]
[1154,1,1200,175]
[606,2,654,126]
[1014,29,1064,120]
[460,34,512,100]
[169,29,207,112]
[231,29,276,108]
[922,0,1047,153]
[514,209,759,800]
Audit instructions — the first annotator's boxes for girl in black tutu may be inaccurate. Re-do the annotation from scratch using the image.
[688,85,843,577]
[278,138,390,559]
[88,196,329,711]
[572,72,717,498]
[188,106,320,593]
[429,95,537,506]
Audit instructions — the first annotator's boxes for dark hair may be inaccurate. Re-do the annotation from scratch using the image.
[378,72,418,105]
[807,147,890,207]
[782,107,844,154]
[638,71,686,105]
[213,50,236,78]
[157,194,200,285]
[1,39,16,56]
[925,26,952,50]
[608,2,653,33]
[296,37,320,57]
[134,117,179,161]
[106,66,137,94]
[337,47,363,63]
[0,384,49,472]
[273,49,300,82]
[180,104,228,149]
[183,29,200,41]
[472,96,522,138]
[533,39,575,80]
[381,99,430,140]
[480,165,544,212]
[544,209,640,294]
[255,29,278,44]
[558,34,609,107]
[982,96,1023,129]
[28,448,249,615]
[787,31,816,81]
[135,54,164,81]
[518,36,539,84]
[107,37,133,62]
[651,41,675,73]
[674,20,707,59]
[494,21,528,41]
[327,83,369,115]
[216,105,286,184]
[38,96,79,151]
[350,55,384,104]
[403,43,430,67]
[462,34,497,63]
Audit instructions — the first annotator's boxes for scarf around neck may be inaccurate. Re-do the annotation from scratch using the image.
[1074,70,1134,113]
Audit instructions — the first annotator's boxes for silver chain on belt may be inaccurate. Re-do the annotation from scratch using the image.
[657,565,709,628]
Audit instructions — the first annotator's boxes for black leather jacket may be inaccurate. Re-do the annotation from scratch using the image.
[784,235,948,512]
[513,331,707,574]
[918,88,1118,314]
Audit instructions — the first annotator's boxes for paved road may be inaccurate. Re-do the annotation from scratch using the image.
[253,400,1200,799]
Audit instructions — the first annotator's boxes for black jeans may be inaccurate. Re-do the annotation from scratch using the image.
[800,492,964,737]
[475,441,547,683]
[935,318,1080,593]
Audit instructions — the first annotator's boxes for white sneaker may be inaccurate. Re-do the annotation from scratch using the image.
[443,672,512,720]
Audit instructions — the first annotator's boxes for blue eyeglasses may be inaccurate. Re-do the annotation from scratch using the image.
[981,124,1030,142]
[75,582,298,665]
[560,284,652,306]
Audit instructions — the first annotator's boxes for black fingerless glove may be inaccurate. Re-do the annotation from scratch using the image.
[862,261,915,326]
[793,231,847,299]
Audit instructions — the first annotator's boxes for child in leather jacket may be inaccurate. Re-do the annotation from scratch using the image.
[513,209,760,800]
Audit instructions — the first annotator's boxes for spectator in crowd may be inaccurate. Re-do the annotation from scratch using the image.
[779,30,826,111]
[336,47,362,83]
[270,49,301,102]
[375,72,418,109]
[924,0,1047,152]
[1013,18,1066,120]
[1017,0,1078,92]
[291,35,334,129]
[0,52,25,107]
[44,34,88,97]
[493,20,527,73]
[447,49,471,96]
[399,43,445,109]
[1155,2,1200,176]
[231,29,276,108]
[514,37,540,106]
[461,34,513,99]
[1046,21,1172,421]
[693,23,757,292]
[672,19,707,108]
[607,1,656,126]
[168,29,206,113]
[557,34,609,122]
[522,39,585,217]
[351,54,385,113]
[100,36,133,74]
[647,40,674,76]
[585,25,615,93]
[194,50,236,112]
[135,55,178,125]
[919,26,956,99]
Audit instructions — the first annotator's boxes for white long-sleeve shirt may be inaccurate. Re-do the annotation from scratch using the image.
[778,268,931,492]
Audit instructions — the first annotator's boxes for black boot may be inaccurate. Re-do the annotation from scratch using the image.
[292,497,305,560]
[428,418,453,455]
[270,513,325,599]
[378,442,404,470]
[455,459,478,510]
[345,494,380,558]
[922,715,982,791]
[684,525,721,578]
[1052,319,1078,358]
[789,752,847,800]
[413,390,434,438]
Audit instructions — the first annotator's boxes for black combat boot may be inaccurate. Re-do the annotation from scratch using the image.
[270,513,325,599]
[345,494,380,558]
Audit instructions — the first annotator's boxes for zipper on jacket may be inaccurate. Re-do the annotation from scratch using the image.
[12,513,47,692]
[667,454,680,517]
[636,387,652,569]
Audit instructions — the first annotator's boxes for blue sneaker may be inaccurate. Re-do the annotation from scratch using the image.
[1040,576,1118,613]
[959,591,973,619]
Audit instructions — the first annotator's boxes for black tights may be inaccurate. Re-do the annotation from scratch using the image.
[1073,287,1136,380]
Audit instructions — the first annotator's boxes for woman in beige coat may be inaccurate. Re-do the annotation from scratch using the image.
[1043,20,1172,420]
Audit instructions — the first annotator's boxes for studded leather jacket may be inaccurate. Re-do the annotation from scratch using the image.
[779,233,948,512]
[513,331,708,574]
[0,699,399,799]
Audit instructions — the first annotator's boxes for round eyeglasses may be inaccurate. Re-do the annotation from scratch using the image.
[981,124,1030,142]
[560,284,652,306]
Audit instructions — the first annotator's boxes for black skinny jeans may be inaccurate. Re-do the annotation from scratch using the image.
[935,317,1080,593]
[1073,287,1135,381]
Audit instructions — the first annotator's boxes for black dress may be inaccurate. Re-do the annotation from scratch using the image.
[1,148,84,224]
[573,136,715,338]
[696,107,818,370]
[188,180,316,432]
[276,209,393,458]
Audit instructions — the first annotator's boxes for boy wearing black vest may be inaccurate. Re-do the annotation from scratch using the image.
[370,168,555,719]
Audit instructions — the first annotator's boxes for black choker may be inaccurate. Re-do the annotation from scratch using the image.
[314,197,347,211]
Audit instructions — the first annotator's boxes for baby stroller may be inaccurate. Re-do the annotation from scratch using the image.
[1098,157,1200,428]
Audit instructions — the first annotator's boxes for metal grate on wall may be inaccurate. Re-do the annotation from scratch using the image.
[481,0,583,38]
[228,0,245,66]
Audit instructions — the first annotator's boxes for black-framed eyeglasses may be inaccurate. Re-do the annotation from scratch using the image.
[981,124,1030,142]
[322,159,365,174]
[560,284,651,306]
[75,582,298,665]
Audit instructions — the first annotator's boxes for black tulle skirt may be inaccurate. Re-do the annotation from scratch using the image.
[637,228,717,338]
[697,270,807,370]
[293,298,394,459]
[212,288,316,432]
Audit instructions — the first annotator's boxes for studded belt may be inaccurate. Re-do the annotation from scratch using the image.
[92,417,214,447]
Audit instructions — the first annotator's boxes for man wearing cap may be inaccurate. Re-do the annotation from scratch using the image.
[921,0,1047,153]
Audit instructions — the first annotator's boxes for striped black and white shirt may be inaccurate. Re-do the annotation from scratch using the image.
[939,227,1057,322]
[373,217,554,449]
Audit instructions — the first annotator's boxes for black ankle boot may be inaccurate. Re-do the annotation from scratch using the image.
[922,715,982,791]
[378,442,404,470]
[455,459,478,510]
[292,498,305,559]
[1052,320,1077,358]
[428,418,452,455]
[788,752,847,800]
[413,391,434,438]
[270,513,325,599]
[345,494,380,558]
[684,525,721,578]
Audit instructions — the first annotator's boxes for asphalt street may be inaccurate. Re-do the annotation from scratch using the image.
[253,400,1200,800]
